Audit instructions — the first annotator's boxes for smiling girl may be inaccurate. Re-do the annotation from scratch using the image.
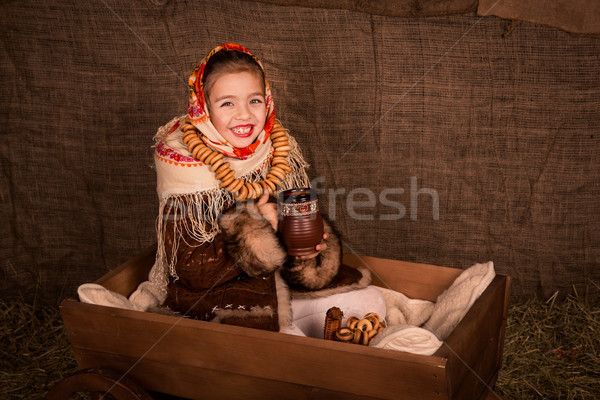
[148,44,370,332]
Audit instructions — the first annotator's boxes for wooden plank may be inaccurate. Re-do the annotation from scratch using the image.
[61,299,448,400]
[343,254,462,301]
[93,243,156,297]
[73,349,380,400]
[432,276,508,400]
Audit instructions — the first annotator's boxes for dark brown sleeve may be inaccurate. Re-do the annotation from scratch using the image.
[163,218,243,290]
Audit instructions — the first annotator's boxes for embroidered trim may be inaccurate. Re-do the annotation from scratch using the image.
[280,199,319,217]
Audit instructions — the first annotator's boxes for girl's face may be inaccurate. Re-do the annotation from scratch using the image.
[206,70,267,149]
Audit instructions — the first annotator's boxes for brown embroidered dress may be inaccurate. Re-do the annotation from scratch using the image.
[162,204,281,331]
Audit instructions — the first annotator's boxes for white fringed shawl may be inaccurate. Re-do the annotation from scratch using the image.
[151,115,310,292]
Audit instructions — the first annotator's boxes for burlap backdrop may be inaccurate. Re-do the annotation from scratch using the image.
[1,0,598,303]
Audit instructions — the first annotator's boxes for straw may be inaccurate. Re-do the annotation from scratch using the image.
[0,301,77,399]
[496,289,600,399]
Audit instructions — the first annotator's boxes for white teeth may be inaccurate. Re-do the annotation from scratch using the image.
[232,126,251,134]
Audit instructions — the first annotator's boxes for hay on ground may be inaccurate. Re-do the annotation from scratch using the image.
[496,289,600,399]
[0,301,77,399]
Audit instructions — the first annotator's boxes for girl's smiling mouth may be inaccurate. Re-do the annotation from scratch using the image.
[231,125,254,137]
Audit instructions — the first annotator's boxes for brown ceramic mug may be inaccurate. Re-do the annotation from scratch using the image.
[278,188,324,256]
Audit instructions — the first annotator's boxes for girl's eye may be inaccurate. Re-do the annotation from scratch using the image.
[220,101,233,107]
[250,98,263,104]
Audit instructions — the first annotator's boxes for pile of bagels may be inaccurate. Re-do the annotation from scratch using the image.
[335,312,386,346]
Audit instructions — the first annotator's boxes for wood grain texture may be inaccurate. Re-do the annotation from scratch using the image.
[59,249,510,399]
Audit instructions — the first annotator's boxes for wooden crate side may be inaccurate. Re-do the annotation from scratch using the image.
[60,299,448,400]
[433,276,508,400]
[94,243,157,297]
[73,348,382,400]
[343,254,462,301]
[66,250,512,399]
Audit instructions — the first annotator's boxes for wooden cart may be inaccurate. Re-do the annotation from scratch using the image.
[47,244,510,399]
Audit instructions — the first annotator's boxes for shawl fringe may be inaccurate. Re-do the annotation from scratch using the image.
[151,129,310,293]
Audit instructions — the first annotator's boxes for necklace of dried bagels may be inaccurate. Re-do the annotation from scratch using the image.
[181,120,292,201]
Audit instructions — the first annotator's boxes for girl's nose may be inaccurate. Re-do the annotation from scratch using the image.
[236,104,251,119]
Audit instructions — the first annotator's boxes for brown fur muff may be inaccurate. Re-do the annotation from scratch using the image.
[219,201,286,277]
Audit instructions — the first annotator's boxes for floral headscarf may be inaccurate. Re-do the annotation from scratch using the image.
[187,43,276,159]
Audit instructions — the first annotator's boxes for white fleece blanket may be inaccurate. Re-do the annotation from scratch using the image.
[425,261,495,340]
[78,283,135,309]
[78,261,167,312]
[369,324,443,355]
[375,286,434,326]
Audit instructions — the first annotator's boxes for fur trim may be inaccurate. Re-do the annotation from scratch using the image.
[220,202,286,277]
[290,266,371,299]
[210,306,274,323]
[146,306,182,317]
[281,219,341,290]
[274,272,292,329]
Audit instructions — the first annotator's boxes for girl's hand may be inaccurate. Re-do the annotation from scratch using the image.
[257,190,278,231]
[295,233,328,260]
